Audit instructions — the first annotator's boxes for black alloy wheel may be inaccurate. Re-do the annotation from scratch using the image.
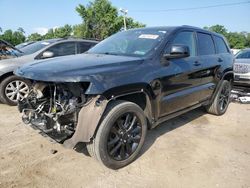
[107,112,142,161]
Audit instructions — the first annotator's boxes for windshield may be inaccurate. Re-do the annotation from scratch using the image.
[235,50,250,59]
[88,29,168,57]
[18,41,54,55]
[15,41,34,49]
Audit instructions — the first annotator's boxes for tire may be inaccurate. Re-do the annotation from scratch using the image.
[206,80,231,115]
[87,100,147,169]
[0,75,31,106]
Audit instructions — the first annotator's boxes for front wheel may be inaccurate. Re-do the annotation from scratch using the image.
[87,100,147,169]
[0,75,31,106]
[206,80,231,115]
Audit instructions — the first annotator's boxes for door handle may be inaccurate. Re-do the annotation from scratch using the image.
[193,61,201,66]
[218,58,223,62]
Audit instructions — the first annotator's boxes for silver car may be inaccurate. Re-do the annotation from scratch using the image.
[233,48,250,87]
[0,38,98,105]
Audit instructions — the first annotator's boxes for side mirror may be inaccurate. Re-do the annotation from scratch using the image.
[41,51,54,59]
[164,45,190,60]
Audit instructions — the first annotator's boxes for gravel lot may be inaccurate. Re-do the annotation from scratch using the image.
[0,102,250,188]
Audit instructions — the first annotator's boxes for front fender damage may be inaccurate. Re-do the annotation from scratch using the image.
[63,95,108,149]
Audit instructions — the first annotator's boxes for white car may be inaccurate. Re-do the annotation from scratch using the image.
[234,48,250,87]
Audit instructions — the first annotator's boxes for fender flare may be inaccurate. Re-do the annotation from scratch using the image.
[210,71,233,103]
[63,95,108,148]
[63,87,155,148]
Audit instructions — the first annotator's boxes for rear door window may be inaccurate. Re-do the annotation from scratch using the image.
[197,33,215,55]
[171,31,196,57]
[214,36,229,54]
[77,42,94,54]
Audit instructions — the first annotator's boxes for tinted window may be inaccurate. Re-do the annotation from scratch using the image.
[236,51,250,59]
[197,33,215,55]
[78,42,93,54]
[48,42,76,57]
[172,31,196,56]
[214,36,228,54]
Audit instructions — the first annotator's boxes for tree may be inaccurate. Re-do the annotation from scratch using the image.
[27,33,43,41]
[0,29,26,45]
[245,33,250,48]
[227,32,246,49]
[42,25,73,39]
[72,24,86,38]
[54,24,72,38]
[75,0,145,39]
[204,25,250,49]
[17,27,25,34]
[204,25,227,36]
[43,29,55,39]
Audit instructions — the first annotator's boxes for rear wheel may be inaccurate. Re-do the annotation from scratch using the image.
[0,75,30,106]
[87,100,147,169]
[206,80,231,115]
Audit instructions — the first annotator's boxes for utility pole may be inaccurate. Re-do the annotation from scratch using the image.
[119,8,128,30]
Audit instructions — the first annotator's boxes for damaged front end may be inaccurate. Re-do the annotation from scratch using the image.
[18,82,92,143]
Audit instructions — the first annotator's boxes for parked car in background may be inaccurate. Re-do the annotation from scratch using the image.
[0,39,23,60]
[0,38,98,105]
[234,48,250,87]
[15,41,35,49]
[16,26,233,169]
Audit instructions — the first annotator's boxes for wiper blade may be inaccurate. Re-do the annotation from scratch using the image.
[102,52,120,56]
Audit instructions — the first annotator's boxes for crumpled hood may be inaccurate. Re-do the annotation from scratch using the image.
[15,53,144,82]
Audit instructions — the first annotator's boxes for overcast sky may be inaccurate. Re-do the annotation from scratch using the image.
[1,0,250,35]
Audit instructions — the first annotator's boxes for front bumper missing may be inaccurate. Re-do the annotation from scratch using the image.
[63,95,108,149]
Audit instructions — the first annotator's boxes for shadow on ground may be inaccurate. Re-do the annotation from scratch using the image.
[140,107,206,157]
[75,107,206,158]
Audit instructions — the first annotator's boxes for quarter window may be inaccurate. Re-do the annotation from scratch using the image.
[197,33,215,55]
[214,36,229,54]
[172,31,196,57]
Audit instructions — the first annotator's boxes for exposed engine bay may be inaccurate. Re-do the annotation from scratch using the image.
[18,82,90,143]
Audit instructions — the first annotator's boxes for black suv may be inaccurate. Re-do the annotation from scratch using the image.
[16,26,233,169]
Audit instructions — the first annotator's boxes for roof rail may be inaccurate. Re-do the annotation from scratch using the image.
[63,36,101,41]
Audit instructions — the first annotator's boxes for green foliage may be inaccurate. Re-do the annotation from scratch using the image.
[246,33,250,47]
[125,17,146,29]
[43,25,73,39]
[227,32,246,49]
[0,28,25,45]
[72,24,86,38]
[75,0,145,39]
[54,24,72,38]
[204,25,227,36]
[43,29,55,39]
[27,33,43,41]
